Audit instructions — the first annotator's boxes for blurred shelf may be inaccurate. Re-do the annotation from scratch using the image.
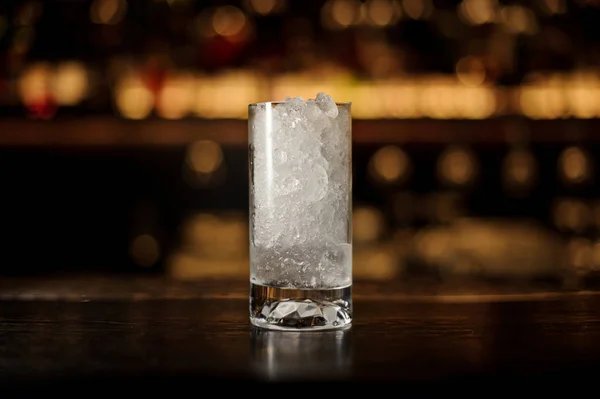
[0,117,599,147]
[0,118,246,147]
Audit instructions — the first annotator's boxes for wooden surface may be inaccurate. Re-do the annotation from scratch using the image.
[1,276,600,390]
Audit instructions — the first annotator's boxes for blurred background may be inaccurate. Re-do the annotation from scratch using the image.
[1,0,600,293]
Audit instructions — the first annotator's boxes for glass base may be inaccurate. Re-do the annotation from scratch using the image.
[250,283,352,331]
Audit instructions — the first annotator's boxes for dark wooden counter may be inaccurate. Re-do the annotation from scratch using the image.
[1,276,600,390]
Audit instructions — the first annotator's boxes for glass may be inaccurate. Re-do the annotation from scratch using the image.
[248,99,353,331]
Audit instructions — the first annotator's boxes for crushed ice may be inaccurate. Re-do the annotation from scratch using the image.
[250,92,351,288]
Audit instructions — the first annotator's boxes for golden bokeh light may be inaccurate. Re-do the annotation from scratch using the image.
[461,87,497,119]
[367,0,397,26]
[330,0,361,28]
[402,0,432,20]
[353,206,385,245]
[181,212,248,258]
[368,145,411,184]
[186,140,224,175]
[456,56,486,87]
[247,0,284,15]
[270,74,500,119]
[212,6,247,37]
[538,0,566,15]
[354,248,399,280]
[383,83,420,118]
[558,146,591,185]
[567,86,600,118]
[519,85,566,119]
[194,71,261,119]
[15,61,600,121]
[130,234,160,267]
[17,62,51,106]
[115,76,154,120]
[553,199,591,233]
[502,148,537,189]
[51,61,89,106]
[420,83,456,119]
[184,213,220,249]
[458,0,497,25]
[437,146,478,186]
[500,5,538,35]
[90,0,128,25]
[414,227,452,266]
[426,192,464,224]
[156,74,194,120]
[567,237,593,272]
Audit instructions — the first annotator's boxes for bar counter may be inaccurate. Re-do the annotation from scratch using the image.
[1,275,599,390]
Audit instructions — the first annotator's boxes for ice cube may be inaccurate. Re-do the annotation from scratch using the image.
[302,163,329,202]
[285,96,306,114]
[315,92,339,118]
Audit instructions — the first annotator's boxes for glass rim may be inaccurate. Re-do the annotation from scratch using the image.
[249,101,351,107]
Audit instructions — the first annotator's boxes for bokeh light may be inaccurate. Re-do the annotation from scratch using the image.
[130,234,160,267]
[500,5,538,35]
[558,146,591,185]
[538,0,566,15]
[51,61,89,106]
[502,147,537,191]
[437,146,478,187]
[90,0,128,25]
[366,0,399,26]
[353,206,385,245]
[402,0,432,20]
[425,192,465,224]
[567,237,593,274]
[18,62,51,107]
[186,140,224,175]
[245,0,286,16]
[329,0,361,29]
[114,75,154,119]
[456,56,486,87]
[553,199,591,233]
[17,62,57,119]
[156,73,194,120]
[368,145,411,185]
[458,0,497,26]
[180,212,248,258]
[194,70,261,119]
[212,6,247,37]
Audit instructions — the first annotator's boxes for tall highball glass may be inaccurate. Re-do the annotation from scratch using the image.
[248,95,352,331]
